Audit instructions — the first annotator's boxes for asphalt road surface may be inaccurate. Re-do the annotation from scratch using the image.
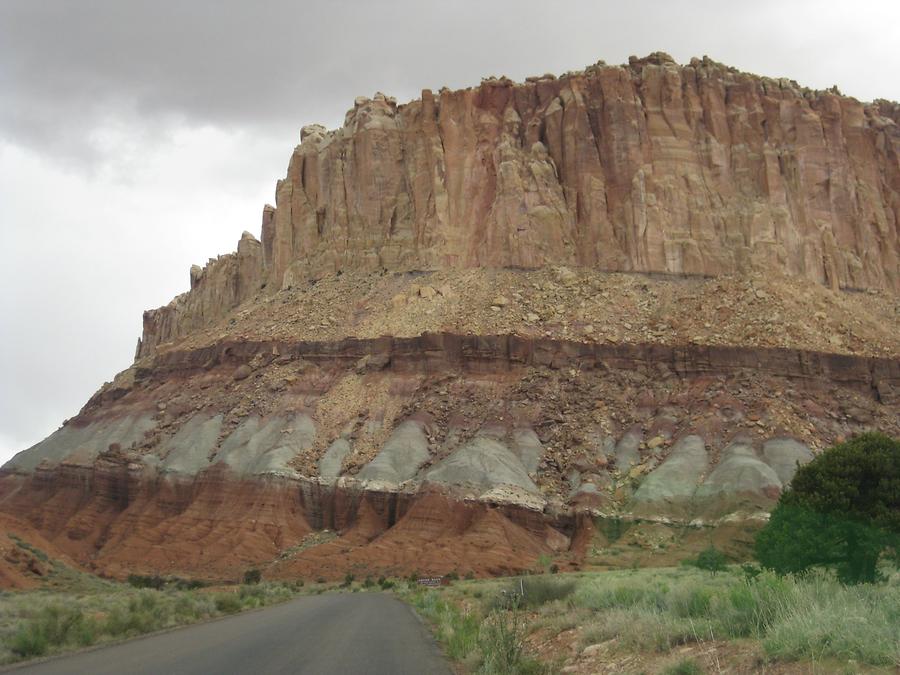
[11,593,451,675]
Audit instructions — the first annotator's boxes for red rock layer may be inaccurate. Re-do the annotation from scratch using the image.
[0,513,87,588]
[121,333,899,411]
[0,467,571,581]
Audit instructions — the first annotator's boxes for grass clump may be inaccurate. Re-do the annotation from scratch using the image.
[662,657,705,675]
[408,592,479,661]
[574,567,900,665]
[7,605,95,658]
[477,608,542,675]
[409,589,546,674]
[761,575,900,666]
[405,565,900,671]
[494,575,576,610]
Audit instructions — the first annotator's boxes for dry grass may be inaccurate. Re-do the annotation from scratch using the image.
[403,566,900,672]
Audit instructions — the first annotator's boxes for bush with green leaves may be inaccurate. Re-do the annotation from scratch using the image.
[694,546,728,574]
[478,608,528,674]
[126,574,165,590]
[756,432,900,584]
[242,568,262,585]
[662,658,705,675]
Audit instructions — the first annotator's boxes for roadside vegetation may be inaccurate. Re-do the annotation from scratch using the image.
[404,566,900,673]
[403,434,900,672]
[0,573,309,664]
[0,561,418,666]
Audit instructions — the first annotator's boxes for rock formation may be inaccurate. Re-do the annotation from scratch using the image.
[2,54,899,584]
[141,53,900,354]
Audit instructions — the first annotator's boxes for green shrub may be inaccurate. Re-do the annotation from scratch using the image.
[8,626,48,658]
[214,594,242,614]
[238,584,265,606]
[173,577,206,591]
[580,607,699,653]
[6,606,94,657]
[126,574,165,590]
[693,547,728,574]
[756,432,900,584]
[576,583,662,611]
[669,585,713,618]
[342,573,355,587]
[478,608,544,674]
[741,563,762,583]
[445,611,479,660]
[662,658,705,675]
[242,568,262,585]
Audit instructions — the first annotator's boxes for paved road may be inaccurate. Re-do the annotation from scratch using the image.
[11,593,451,675]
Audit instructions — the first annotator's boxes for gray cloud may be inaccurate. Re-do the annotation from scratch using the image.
[4,0,899,165]
[1,0,899,461]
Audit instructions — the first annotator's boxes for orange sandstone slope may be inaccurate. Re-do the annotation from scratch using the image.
[2,54,899,584]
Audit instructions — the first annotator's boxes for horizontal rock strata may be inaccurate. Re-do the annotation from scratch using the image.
[3,333,896,580]
[5,54,900,584]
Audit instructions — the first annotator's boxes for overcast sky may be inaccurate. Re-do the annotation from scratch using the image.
[1,0,899,464]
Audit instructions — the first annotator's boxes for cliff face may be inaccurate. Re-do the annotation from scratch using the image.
[4,334,898,581]
[140,53,900,354]
[4,54,900,585]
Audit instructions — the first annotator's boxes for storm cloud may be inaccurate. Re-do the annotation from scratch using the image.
[1,0,898,462]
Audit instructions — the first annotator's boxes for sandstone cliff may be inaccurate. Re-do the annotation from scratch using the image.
[140,53,900,355]
[3,54,899,584]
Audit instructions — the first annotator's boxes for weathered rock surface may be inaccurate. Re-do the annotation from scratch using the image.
[2,54,899,584]
[357,419,430,487]
[141,54,900,353]
[614,429,643,471]
[697,441,782,498]
[1,331,896,580]
[217,414,315,477]
[158,414,222,475]
[318,438,351,481]
[694,440,783,518]
[762,437,815,485]
[425,431,538,494]
[632,435,708,515]
[7,415,156,472]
